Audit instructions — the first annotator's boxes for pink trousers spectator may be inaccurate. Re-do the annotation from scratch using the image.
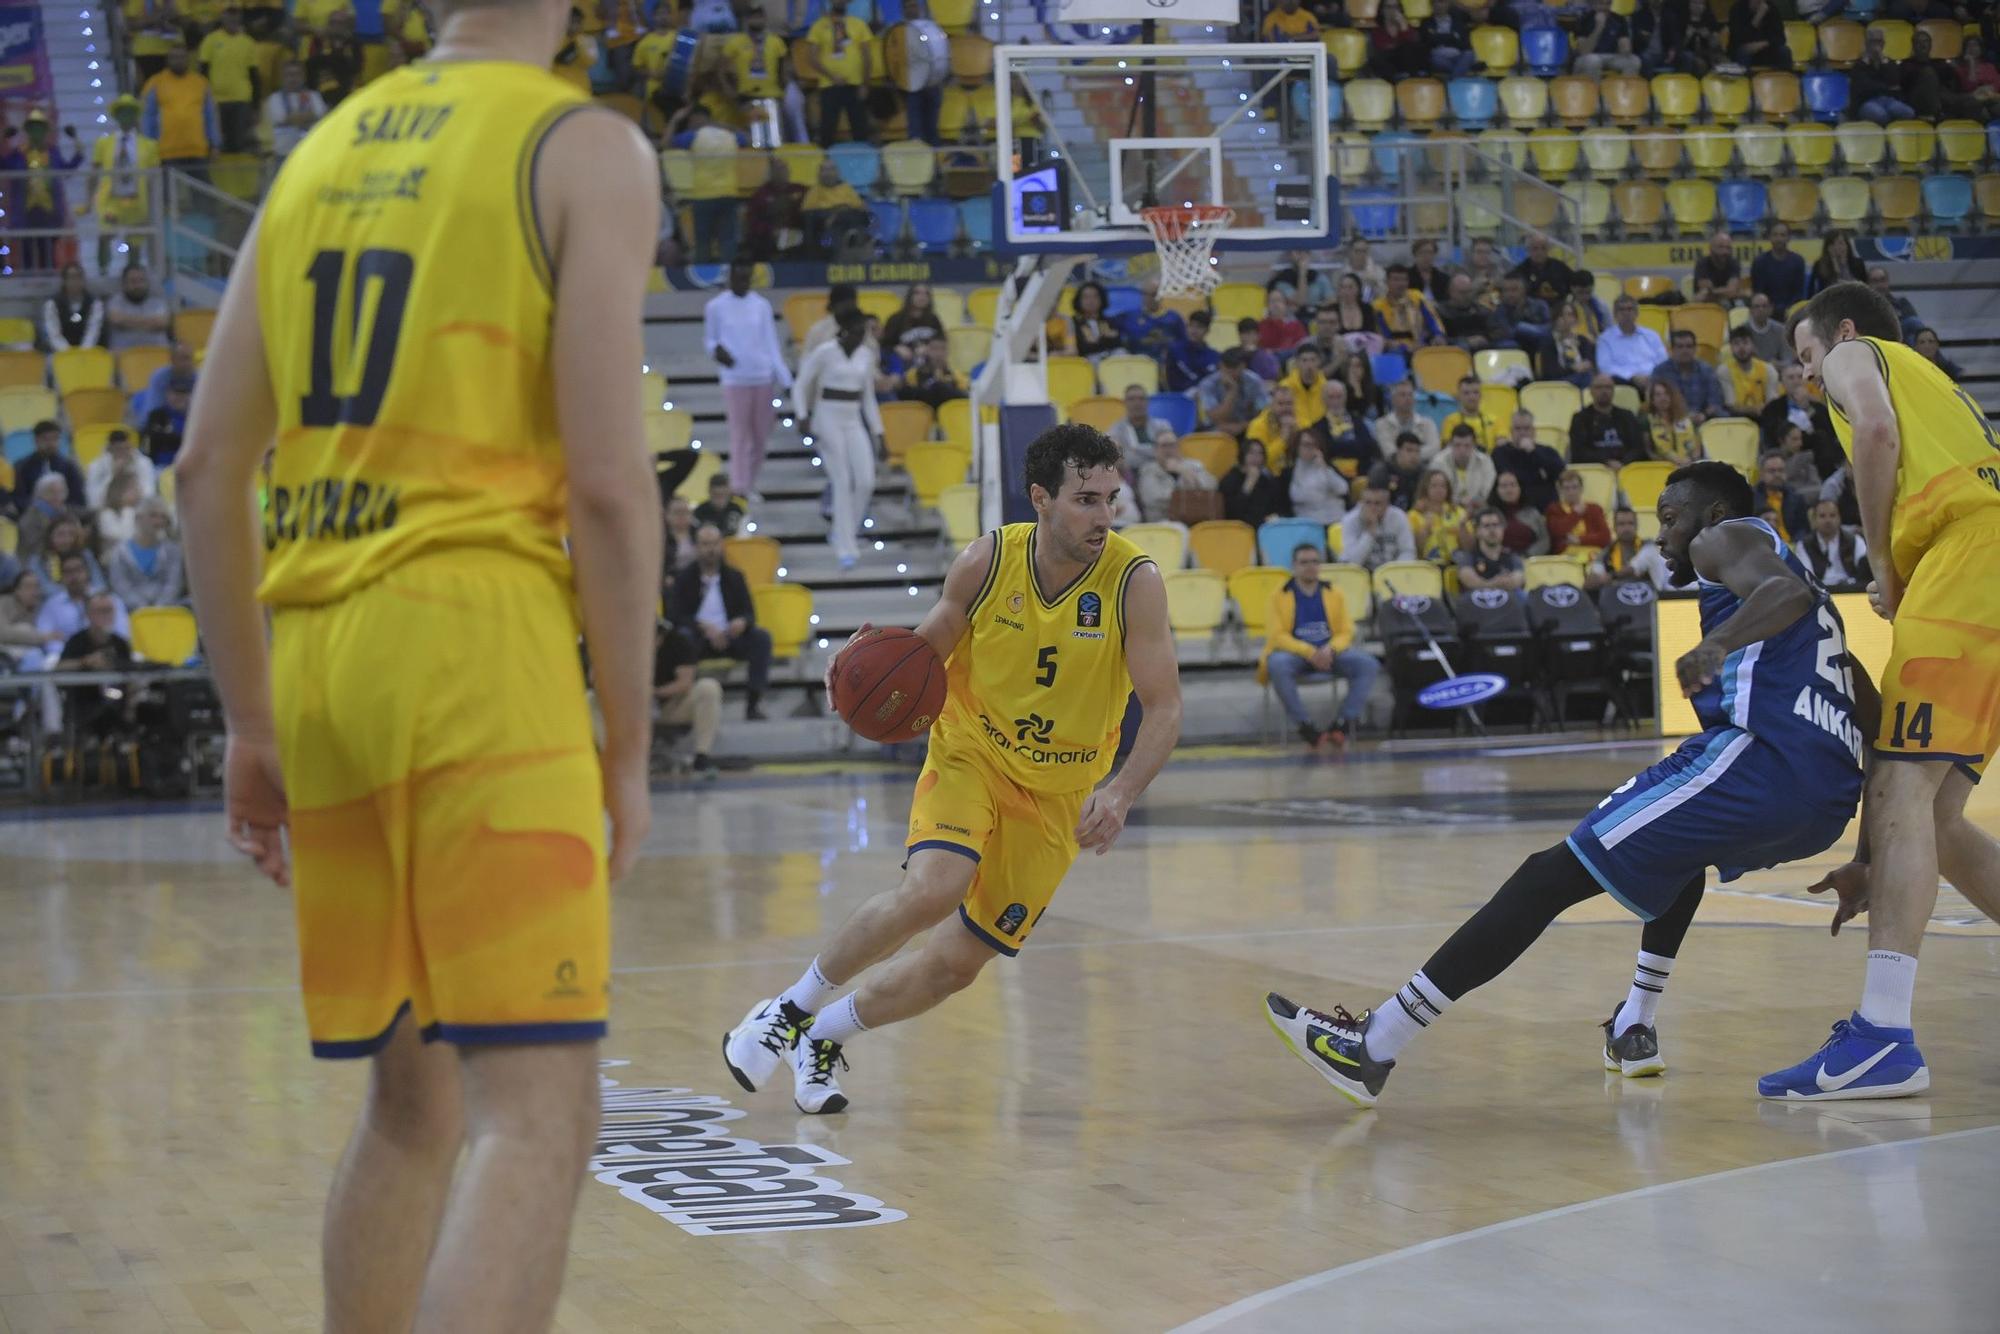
[723,382,779,496]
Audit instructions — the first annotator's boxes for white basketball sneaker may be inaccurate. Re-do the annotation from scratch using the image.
[722,997,807,1093]
[791,1035,850,1114]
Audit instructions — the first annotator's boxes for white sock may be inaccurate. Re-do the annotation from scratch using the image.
[778,957,842,1017]
[1364,971,1452,1063]
[1858,950,1919,1031]
[808,993,869,1046]
[1613,950,1676,1035]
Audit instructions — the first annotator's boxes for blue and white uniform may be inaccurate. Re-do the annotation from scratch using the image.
[1567,518,1866,919]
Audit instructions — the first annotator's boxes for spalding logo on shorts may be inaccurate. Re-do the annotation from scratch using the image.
[1540,584,1582,608]
[1469,588,1511,610]
[873,689,907,722]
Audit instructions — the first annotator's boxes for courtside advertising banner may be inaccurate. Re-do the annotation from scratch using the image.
[0,8,52,105]
[1057,0,1243,26]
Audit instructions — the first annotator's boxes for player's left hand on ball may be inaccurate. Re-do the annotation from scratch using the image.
[223,733,291,888]
[1674,641,1727,698]
[823,621,874,709]
[1074,788,1131,856]
[1807,861,1870,936]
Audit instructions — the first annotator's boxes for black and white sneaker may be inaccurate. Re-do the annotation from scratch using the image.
[1602,1008,1667,1078]
[792,1035,849,1114]
[1263,992,1394,1107]
[722,997,808,1092]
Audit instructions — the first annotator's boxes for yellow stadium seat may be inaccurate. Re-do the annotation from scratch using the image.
[939,483,981,548]
[1067,395,1124,431]
[0,350,45,389]
[1320,562,1372,619]
[1549,76,1598,127]
[1475,128,1527,167]
[1619,460,1675,512]
[113,345,169,392]
[1580,127,1633,177]
[1611,181,1665,233]
[1702,74,1749,124]
[1601,73,1651,125]
[751,583,813,658]
[1818,20,1864,66]
[1571,463,1616,514]
[1332,133,1373,180]
[62,387,124,429]
[1735,124,1786,176]
[929,288,967,329]
[71,422,122,469]
[1686,128,1734,178]
[1346,78,1394,132]
[1872,176,1921,230]
[1664,178,1717,234]
[1819,176,1871,226]
[1834,121,1886,172]
[1371,560,1443,602]
[1768,177,1819,226]
[1917,18,1962,60]
[1325,29,1370,78]
[854,289,901,322]
[1633,129,1684,177]
[1786,123,1837,176]
[0,515,13,555]
[733,149,772,200]
[1528,129,1579,181]
[967,286,1003,327]
[1525,555,1584,590]
[1977,173,2000,225]
[1536,426,1568,454]
[0,316,34,348]
[947,327,990,376]
[1497,76,1547,127]
[723,535,782,587]
[1044,355,1096,406]
[129,606,198,665]
[1612,385,1642,414]
[1939,120,1987,169]
[879,399,935,465]
[646,409,694,455]
[1636,306,1671,340]
[775,142,825,189]
[1671,303,1727,351]
[1471,25,1519,72]
[1188,519,1255,576]
[783,292,824,343]
[1164,569,1227,638]
[938,397,973,448]
[172,308,216,351]
[1210,282,1266,324]
[1651,73,1701,125]
[1576,181,1612,235]
[1783,21,1817,66]
[905,442,970,508]
[1229,566,1291,637]
[881,139,937,196]
[1519,380,1581,432]
[1412,345,1473,396]
[1180,432,1239,477]
[1867,19,1912,60]
[1473,349,1530,386]
[1122,521,1188,572]
[1458,183,1503,234]
[1886,119,1936,169]
[1751,71,1800,122]
[50,347,113,394]
[1699,418,1760,476]
[1097,353,1161,396]
[1397,77,1447,129]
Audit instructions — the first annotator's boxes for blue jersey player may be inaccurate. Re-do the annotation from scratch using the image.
[1264,463,1874,1107]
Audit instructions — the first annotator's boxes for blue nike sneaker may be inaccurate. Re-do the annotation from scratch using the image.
[1758,1013,1931,1101]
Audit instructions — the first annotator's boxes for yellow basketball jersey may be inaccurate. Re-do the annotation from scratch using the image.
[929,524,1152,795]
[1826,336,2000,582]
[254,61,589,608]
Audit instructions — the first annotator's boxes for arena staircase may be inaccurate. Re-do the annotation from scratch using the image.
[36,0,115,134]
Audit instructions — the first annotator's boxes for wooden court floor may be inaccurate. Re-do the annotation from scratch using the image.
[2,737,1996,1333]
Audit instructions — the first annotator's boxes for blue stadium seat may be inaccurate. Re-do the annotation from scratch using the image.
[957,196,993,249]
[1105,285,1143,318]
[1257,518,1328,567]
[1371,351,1410,386]
[1802,72,1850,124]
[868,199,905,246]
[1922,174,1974,228]
[1521,27,1570,77]
[1369,133,1423,179]
[1449,78,1499,129]
[1326,78,1344,126]
[1150,393,1197,436]
[1716,178,1769,231]
[3,429,34,464]
[1345,188,1402,238]
[909,198,959,253]
[1990,121,2000,164]
[1844,0,1880,15]
[829,141,883,193]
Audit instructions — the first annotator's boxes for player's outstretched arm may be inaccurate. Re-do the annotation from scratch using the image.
[1077,562,1180,856]
[539,108,664,882]
[1820,340,1901,617]
[176,220,290,886]
[912,531,993,661]
[1672,522,1815,697]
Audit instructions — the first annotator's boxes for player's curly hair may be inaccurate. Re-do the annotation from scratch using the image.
[1665,460,1756,520]
[1024,422,1122,500]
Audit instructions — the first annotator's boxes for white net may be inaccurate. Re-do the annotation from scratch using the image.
[1140,205,1235,296]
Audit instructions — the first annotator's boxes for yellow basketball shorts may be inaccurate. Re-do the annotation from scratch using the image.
[271,554,609,1059]
[906,740,1087,956]
[1876,519,2000,780]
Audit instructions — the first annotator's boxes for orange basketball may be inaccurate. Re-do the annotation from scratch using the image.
[832,628,947,743]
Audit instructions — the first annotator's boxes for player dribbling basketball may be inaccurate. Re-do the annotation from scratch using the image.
[723,423,1182,1112]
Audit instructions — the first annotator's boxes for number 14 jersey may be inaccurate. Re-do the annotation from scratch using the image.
[256,61,590,608]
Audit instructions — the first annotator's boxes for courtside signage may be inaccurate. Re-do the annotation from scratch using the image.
[1417,674,1509,709]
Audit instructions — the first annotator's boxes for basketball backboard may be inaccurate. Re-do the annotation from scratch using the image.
[993,42,1335,257]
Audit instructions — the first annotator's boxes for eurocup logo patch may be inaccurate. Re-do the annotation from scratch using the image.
[1541,584,1582,608]
[1469,588,1511,610]
[1617,581,1654,606]
[995,902,1029,935]
[1077,591,1102,628]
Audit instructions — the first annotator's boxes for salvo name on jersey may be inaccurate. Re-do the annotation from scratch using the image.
[593,1063,905,1236]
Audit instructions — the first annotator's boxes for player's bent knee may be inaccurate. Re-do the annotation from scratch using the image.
[365,1037,463,1152]
[926,920,995,993]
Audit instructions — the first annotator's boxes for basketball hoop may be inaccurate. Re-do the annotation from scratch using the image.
[1139,204,1234,296]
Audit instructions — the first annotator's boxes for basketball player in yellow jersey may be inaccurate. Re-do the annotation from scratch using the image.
[1761,281,2000,1101]
[723,424,1182,1113]
[174,0,662,1325]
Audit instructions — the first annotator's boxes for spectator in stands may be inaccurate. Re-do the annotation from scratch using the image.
[1851,27,1916,124]
[1334,342,1380,418]
[1280,345,1330,430]
[1585,506,1670,590]
[265,60,326,160]
[1487,471,1550,556]
[301,11,363,104]
[84,429,154,511]
[801,164,869,260]
[1110,384,1174,468]
[1340,481,1416,572]
[1071,282,1123,361]
[1315,379,1375,481]
[1462,236,1505,308]
[1748,222,1807,313]
[1289,430,1351,523]
[1409,469,1466,565]
[12,422,84,516]
[1256,290,1308,354]
[670,107,745,262]
[1268,251,1334,316]
[86,95,159,274]
[1487,274,1551,357]
[39,263,102,353]
[1570,372,1648,469]
[1650,329,1723,423]
[1726,0,1789,70]
[16,474,74,564]
[0,570,46,669]
[1436,272,1490,349]
[104,264,170,352]
[1510,234,1576,309]
[143,371,191,465]
[1760,361,1841,473]
[1867,267,1923,337]
[1326,272,1383,353]
[1440,376,1503,452]
[128,341,194,426]
[670,524,773,720]
[663,494,699,577]
[1456,509,1525,591]
[653,623,725,776]
[707,259,790,502]
[1569,270,1609,340]
[0,111,80,273]
[1775,422,1820,492]
[727,6,794,134]
[197,7,260,153]
[38,552,128,654]
[1595,295,1665,388]
[795,310,883,571]
[1719,325,1777,417]
[1236,317,1283,381]
[1165,311,1219,393]
[1906,28,1990,120]
[1197,347,1269,437]
[1124,282,1189,362]
[1135,431,1215,524]
[1421,1,1477,78]
[1740,292,1791,368]
[550,7,599,95]
[1643,379,1702,465]
[900,333,964,409]
[1371,264,1442,352]
[1370,0,1428,78]
[1809,230,1867,296]
[1545,468,1612,556]
[1911,327,1964,380]
[1221,439,1288,527]
[1492,412,1566,511]
[693,473,746,537]
[1367,431,1425,511]
[805,0,874,146]
[1691,230,1743,305]
[1339,236,1385,302]
[1536,301,1596,386]
[1262,0,1321,42]
[882,284,942,353]
[36,514,99,590]
[1753,451,1809,545]
[745,160,808,260]
[1246,387,1299,470]
[95,472,143,556]
[1410,238,1450,305]
[1367,382,1433,464]
[1950,35,2000,110]
[106,496,183,610]
[1439,425,1497,508]
[1797,498,1871,592]
[1574,0,1642,76]
[55,590,137,738]
[143,43,218,175]
[1303,306,1343,366]
[1260,541,1378,749]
